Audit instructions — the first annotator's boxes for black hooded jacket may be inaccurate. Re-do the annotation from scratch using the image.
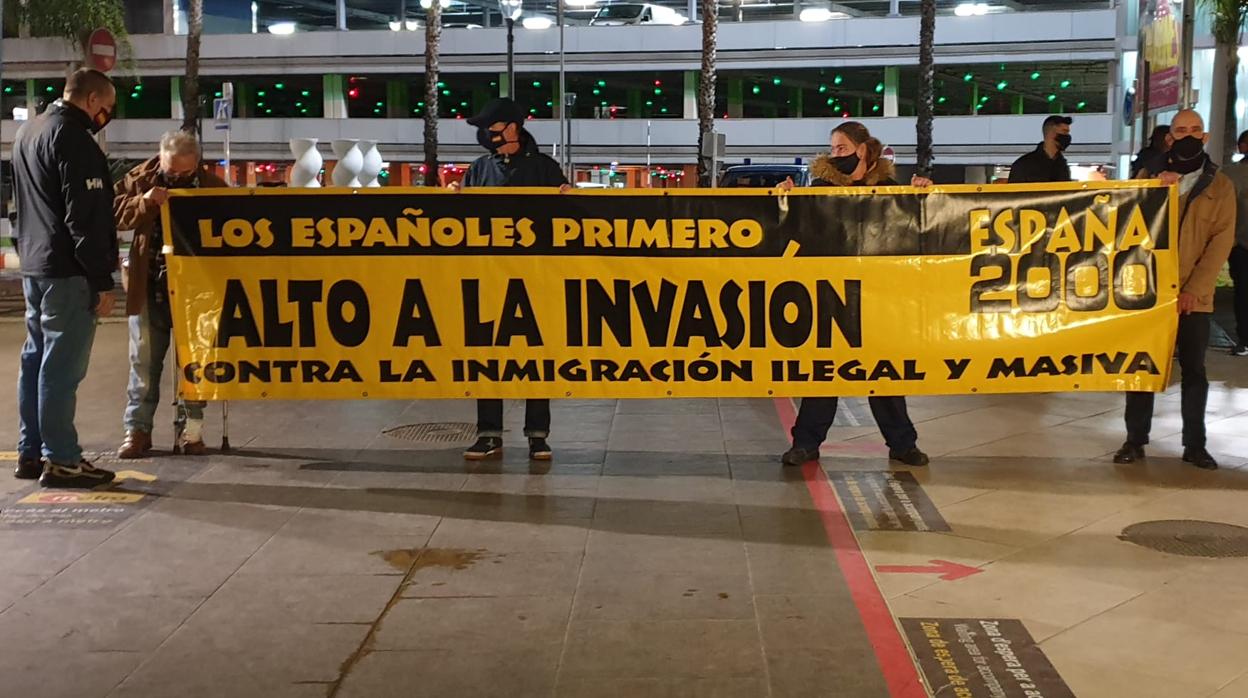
[12,100,117,292]
[462,131,568,188]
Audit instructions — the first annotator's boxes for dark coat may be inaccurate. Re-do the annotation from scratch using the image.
[12,100,118,293]
[462,131,568,188]
[1007,143,1071,184]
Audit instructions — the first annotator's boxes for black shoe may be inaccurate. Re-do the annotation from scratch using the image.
[1182,448,1219,470]
[14,456,43,480]
[463,437,502,460]
[1113,442,1145,464]
[39,459,116,489]
[1233,345,1248,357]
[528,438,552,461]
[890,447,930,467]
[781,446,819,467]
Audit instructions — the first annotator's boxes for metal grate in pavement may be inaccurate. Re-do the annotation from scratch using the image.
[1118,520,1248,558]
[381,422,477,444]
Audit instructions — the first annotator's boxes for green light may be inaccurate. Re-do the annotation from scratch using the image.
[660,107,667,113]
[872,104,880,112]
[772,77,781,85]
[1060,80,1071,88]
[300,108,308,114]
[461,101,468,107]
[874,82,884,93]
[376,101,384,107]
[963,73,974,82]
[214,91,222,97]
[265,108,272,114]
[826,98,834,106]
[818,85,827,93]
[597,80,606,87]
[437,81,446,88]
[532,81,541,88]
[654,88,662,95]
[938,96,947,103]
[996,81,1008,90]
[275,83,285,90]
[2,86,11,94]
[130,93,139,99]
[530,107,537,113]
[593,88,601,95]
[301,90,310,96]
[645,100,653,106]
[1076,101,1087,109]
[1030,72,1041,80]
[546,100,553,106]
[257,101,266,107]
[451,108,458,113]
[258,90,268,97]
[373,108,381,114]
[45,86,54,93]
[134,84,142,91]
[295,101,303,107]
[751,85,761,95]
[833,75,843,85]
[1047,94,1057,102]
[417,101,425,106]
[442,89,450,96]
[600,100,607,106]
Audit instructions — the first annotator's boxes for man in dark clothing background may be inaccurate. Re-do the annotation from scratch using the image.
[1008,115,1073,183]
[11,68,119,488]
[1220,130,1248,357]
[452,98,570,462]
[1131,125,1171,179]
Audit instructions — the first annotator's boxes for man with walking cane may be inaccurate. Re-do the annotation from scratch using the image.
[115,130,227,458]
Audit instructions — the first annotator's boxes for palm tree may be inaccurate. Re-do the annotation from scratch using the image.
[1202,0,1248,162]
[915,0,936,178]
[696,0,718,187]
[181,0,204,134]
[423,0,443,186]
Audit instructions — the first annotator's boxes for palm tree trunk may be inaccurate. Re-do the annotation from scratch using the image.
[696,0,717,187]
[180,0,203,134]
[915,0,935,177]
[423,0,442,187]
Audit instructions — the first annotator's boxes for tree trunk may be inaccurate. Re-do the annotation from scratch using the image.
[423,0,442,187]
[915,0,936,177]
[180,0,203,134]
[696,0,717,187]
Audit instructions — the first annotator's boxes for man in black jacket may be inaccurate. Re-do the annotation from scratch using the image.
[452,98,569,461]
[1008,115,1073,184]
[12,68,119,488]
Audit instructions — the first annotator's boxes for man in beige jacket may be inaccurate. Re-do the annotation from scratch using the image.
[1115,110,1236,470]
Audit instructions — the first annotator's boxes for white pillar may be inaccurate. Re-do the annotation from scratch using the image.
[683,71,697,119]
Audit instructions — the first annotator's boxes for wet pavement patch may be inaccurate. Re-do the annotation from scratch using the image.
[902,618,1074,698]
[827,471,949,531]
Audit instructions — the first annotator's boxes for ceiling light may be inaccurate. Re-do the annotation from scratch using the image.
[799,8,835,22]
[389,20,402,30]
[522,16,553,28]
[420,0,452,7]
[405,19,421,30]
[954,3,990,16]
[267,22,296,35]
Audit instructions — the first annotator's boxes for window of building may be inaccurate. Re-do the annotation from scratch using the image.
[114,77,173,119]
[566,72,683,119]
[899,62,1109,116]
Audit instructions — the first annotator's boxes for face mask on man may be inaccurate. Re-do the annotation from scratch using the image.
[89,105,113,134]
[1055,133,1072,151]
[477,125,515,153]
[161,171,198,188]
[1168,136,1207,174]
[831,152,860,175]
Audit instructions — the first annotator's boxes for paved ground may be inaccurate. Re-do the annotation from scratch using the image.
[2,320,1248,697]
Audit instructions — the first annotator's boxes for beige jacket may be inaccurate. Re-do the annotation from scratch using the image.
[1176,166,1236,313]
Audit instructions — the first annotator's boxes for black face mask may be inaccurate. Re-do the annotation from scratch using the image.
[161,171,198,188]
[1168,136,1207,174]
[831,152,860,175]
[477,126,514,153]
[1055,133,1072,151]
[89,106,113,135]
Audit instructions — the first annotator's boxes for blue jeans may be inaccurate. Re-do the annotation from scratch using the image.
[791,396,919,453]
[18,277,98,465]
[124,291,204,433]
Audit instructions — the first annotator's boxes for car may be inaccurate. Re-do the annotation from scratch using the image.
[718,164,809,188]
[590,3,689,26]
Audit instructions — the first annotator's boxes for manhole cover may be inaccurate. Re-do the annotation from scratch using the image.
[1118,520,1248,558]
[382,422,477,444]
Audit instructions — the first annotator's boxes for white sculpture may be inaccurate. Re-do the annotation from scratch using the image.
[359,140,383,187]
[288,138,322,188]
[331,139,364,187]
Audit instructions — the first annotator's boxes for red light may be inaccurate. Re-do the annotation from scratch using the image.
[419,165,427,173]
[348,88,360,98]
[654,80,661,86]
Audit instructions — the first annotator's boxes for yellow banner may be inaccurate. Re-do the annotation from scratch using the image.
[162,182,1179,401]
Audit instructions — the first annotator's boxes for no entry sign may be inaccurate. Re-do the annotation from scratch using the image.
[86,28,117,72]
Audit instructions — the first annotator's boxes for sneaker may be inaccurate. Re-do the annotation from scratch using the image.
[889,447,930,467]
[1113,442,1145,464]
[463,437,502,460]
[40,459,116,489]
[14,456,43,480]
[1182,448,1218,470]
[529,438,553,461]
[781,446,819,467]
[1232,345,1248,357]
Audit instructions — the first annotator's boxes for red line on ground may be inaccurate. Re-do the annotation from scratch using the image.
[773,397,928,698]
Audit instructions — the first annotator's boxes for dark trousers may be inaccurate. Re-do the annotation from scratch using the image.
[476,399,550,439]
[791,396,918,453]
[1230,245,1248,345]
[1125,312,1210,449]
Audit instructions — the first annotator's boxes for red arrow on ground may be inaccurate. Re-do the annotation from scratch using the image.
[874,559,983,581]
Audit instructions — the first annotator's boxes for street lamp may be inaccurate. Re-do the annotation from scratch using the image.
[498,0,523,97]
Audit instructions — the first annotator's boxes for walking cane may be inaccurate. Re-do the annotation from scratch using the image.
[170,348,186,455]
[221,401,231,453]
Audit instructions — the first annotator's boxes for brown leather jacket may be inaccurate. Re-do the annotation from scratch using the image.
[1176,163,1236,313]
[113,157,227,315]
